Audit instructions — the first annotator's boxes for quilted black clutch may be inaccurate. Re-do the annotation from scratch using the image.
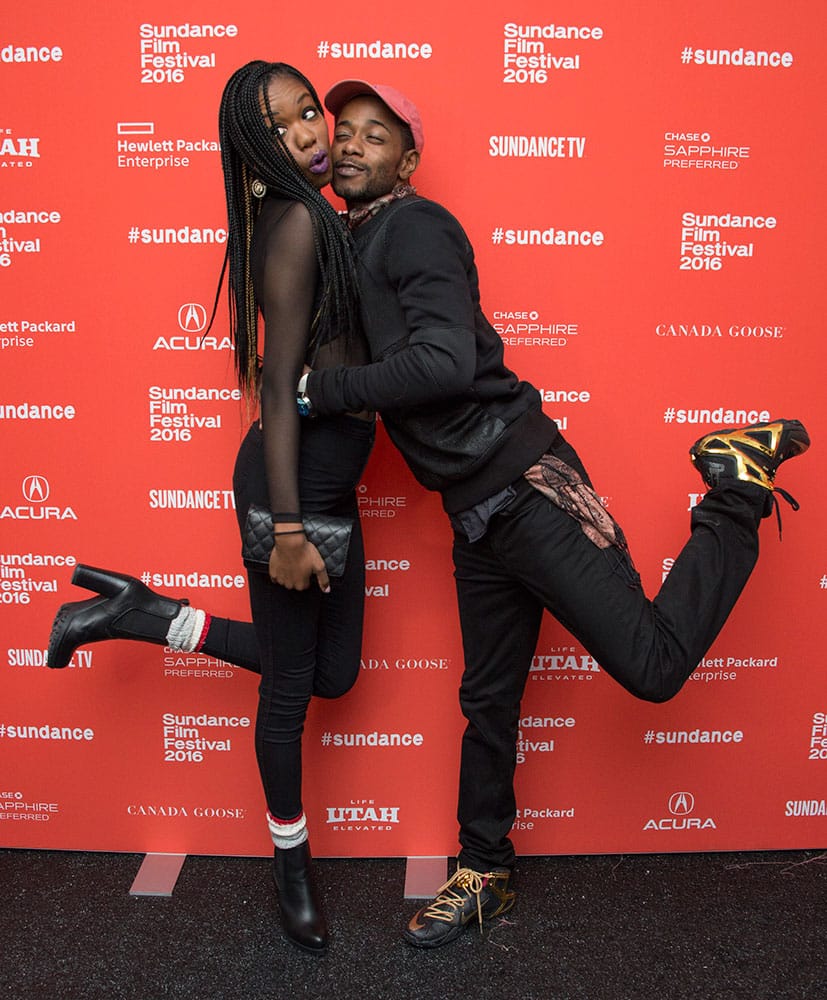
[241,504,353,578]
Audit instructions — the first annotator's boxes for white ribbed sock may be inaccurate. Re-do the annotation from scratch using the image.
[165,606,206,652]
[267,811,308,850]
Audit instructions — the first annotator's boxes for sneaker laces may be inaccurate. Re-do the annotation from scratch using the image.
[421,868,487,928]
[769,486,800,540]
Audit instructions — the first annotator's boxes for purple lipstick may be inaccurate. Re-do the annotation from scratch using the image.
[309,150,329,175]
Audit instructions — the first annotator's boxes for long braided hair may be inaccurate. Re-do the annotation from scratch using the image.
[217,60,360,398]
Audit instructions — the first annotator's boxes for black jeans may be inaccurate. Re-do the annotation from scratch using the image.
[232,416,374,821]
[453,434,764,872]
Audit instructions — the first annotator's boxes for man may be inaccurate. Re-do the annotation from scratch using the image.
[300,80,809,948]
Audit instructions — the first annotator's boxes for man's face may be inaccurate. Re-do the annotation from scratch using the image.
[331,95,418,206]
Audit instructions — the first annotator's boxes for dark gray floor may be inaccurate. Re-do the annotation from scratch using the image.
[3,847,825,999]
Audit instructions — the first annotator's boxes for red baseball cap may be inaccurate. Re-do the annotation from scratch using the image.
[324,80,424,153]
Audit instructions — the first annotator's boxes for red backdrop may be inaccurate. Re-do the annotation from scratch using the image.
[2,0,824,859]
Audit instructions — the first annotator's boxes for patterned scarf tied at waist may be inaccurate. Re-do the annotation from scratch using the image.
[524,452,632,558]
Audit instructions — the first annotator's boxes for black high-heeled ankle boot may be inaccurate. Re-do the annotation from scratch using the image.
[273,841,328,953]
[47,565,188,669]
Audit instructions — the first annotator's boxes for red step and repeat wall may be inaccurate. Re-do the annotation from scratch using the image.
[2,2,825,859]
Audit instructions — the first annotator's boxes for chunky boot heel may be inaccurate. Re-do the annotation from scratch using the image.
[70,564,141,597]
[273,841,328,953]
[47,565,188,669]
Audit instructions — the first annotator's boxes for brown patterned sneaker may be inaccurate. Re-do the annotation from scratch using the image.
[402,867,515,949]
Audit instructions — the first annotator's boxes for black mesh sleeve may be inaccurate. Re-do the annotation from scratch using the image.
[251,199,319,517]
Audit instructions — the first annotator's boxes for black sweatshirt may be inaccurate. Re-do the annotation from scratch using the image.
[308,196,557,513]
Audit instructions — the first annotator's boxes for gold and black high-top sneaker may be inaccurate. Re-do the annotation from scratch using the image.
[402,867,515,949]
[690,419,809,491]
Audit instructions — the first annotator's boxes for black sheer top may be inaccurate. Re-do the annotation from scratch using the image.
[250,196,369,516]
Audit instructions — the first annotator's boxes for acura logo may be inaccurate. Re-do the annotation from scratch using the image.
[178,303,207,333]
[22,475,49,503]
[668,792,695,816]
[643,790,715,831]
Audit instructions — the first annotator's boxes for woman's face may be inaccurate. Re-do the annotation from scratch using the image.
[263,74,331,189]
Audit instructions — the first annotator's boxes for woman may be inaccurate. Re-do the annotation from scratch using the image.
[46,61,374,954]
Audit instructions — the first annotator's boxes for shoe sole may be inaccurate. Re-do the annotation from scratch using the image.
[282,932,328,954]
[402,916,472,949]
[47,604,73,669]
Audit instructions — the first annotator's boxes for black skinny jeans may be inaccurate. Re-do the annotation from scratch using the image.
[453,433,766,872]
[231,416,374,821]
